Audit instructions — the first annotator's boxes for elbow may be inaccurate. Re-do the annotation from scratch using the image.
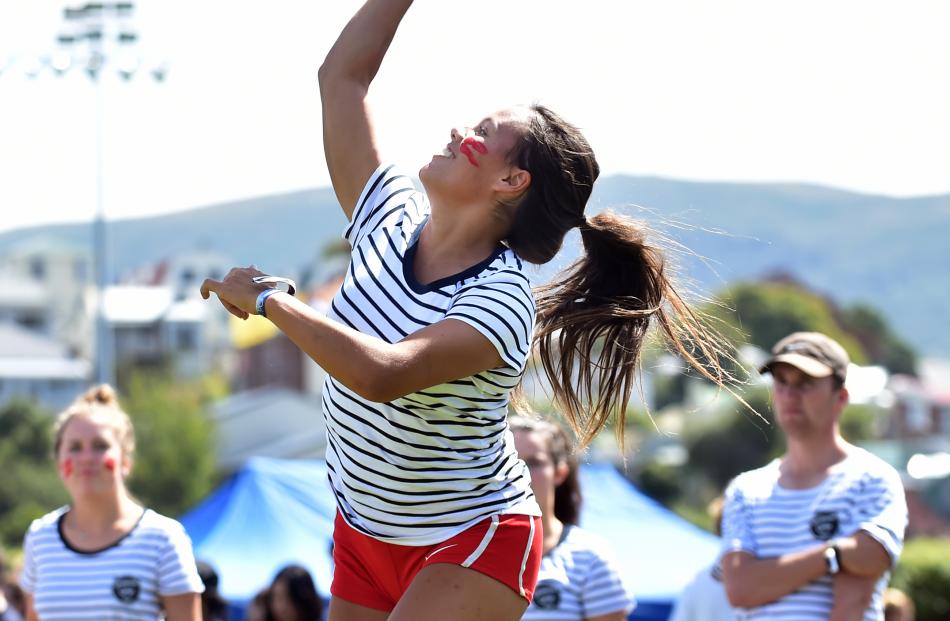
[347,365,407,403]
[723,578,756,609]
[317,60,336,89]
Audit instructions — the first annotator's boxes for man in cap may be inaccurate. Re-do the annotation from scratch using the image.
[720,332,907,620]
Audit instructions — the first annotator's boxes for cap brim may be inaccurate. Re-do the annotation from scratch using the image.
[759,353,834,378]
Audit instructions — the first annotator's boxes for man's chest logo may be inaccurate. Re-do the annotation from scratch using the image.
[810,510,840,540]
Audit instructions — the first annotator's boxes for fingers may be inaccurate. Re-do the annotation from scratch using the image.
[222,300,249,320]
[200,278,220,300]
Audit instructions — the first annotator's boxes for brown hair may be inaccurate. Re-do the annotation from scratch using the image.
[53,384,135,461]
[510,416,582,525]
[505,105,740,448]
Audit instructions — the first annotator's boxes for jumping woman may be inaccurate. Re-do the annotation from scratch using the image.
[201,1,735,619]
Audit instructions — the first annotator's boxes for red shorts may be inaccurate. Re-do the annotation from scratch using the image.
[330,511,543,612]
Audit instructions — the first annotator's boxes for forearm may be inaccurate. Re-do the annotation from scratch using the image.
[266,292,406,401]
[723,547,827,608]
[829,573,877,621]
[320,0,414,86]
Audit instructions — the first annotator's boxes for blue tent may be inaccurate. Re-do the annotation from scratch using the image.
[180,457,719,621]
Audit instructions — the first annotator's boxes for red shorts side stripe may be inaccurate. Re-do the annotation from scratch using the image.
[461,514,499,567]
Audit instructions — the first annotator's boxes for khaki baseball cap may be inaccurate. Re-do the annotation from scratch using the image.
[759,332,850,382]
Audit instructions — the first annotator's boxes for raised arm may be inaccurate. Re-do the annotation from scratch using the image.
[318,0,414,217]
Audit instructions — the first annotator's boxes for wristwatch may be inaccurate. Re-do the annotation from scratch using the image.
[824,541,841,575]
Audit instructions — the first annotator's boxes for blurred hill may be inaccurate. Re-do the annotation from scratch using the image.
[2,177,947,355]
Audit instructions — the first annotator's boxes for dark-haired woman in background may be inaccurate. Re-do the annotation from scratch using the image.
[200,1,737,620]
[196,561,229,621]
[512,417,634,621]
[270,566,324,621]
[19,385,203,620]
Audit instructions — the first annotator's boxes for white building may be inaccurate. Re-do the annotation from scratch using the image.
[0,322,90,411]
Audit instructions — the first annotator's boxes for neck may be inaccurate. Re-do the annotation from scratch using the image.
[783,431,850,478]
[541,512,564,554]
[415,202,506,279]
[69,489,139,530]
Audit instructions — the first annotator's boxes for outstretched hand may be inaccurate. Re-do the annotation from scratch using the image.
[200,266,269,320]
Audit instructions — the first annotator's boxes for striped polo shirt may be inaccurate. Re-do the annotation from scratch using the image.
[323,163,541,545]
[20,507,203,620]
[522,526,635,621]
[721,448,907,620]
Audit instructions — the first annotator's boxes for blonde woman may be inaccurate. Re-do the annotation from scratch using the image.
[20,385,203,620]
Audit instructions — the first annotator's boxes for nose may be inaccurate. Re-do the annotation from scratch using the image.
[450,127,473,142]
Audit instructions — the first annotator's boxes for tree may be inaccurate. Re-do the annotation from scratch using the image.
[841,303,917,375]
[121,373,220,518]
[0,399,68,547]
[708,281,868,364]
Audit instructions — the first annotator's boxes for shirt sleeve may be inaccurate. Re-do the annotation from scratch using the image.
[721,477,756,556]
[18,522,38,594]
[850,464,907,566]
[343,163,418,248]
[157,519,205,596]
[580,544,636,618]
[444,268,535,371]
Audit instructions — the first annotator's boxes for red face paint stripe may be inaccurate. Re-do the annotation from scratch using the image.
[104,456,116,471]
[61,458,73,478]
[459,142,480,168]
[462,137,488,154]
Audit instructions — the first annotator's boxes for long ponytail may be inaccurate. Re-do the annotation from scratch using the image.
[502,105,739,448]
[533,212,737,447]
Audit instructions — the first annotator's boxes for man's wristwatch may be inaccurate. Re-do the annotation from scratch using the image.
[824,541,842,575]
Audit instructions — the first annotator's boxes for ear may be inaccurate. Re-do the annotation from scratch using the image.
[832,385,850,420]
[553,461,570,487]
[494,167,531,197]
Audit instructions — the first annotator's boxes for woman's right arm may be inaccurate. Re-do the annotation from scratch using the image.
[318,0,414,217]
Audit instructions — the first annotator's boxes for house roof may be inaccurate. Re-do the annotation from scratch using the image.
[0,274,48,308]
[102,286,174,324]
[0,323,89,379]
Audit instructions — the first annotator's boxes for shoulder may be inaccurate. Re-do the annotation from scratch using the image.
[842,447,904,490]
[137,509,191,544]
[25,506,68,539]
[727,459,780,495]
[457,251,533,295]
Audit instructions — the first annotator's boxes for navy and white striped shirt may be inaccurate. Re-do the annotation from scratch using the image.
[324,163,541,545]
[722,448,906,620]
[20,507,203,620]
[522,526,635,621]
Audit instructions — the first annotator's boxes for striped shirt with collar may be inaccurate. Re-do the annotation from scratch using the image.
[20,506,203,620]
[522,525,635,621]
[721,447,907,620]
[324,163,541,546]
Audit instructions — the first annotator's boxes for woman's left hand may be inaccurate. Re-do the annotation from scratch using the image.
[200,265,269,319]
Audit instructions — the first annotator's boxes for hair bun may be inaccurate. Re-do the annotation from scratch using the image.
[81,384,118,407]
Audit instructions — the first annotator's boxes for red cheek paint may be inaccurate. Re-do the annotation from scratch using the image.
[61,458,73,478]
[104,456,116,472]
[459,137,488,167]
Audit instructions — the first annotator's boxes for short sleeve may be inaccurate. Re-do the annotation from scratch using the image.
[580,545,636,618]
[445,268,535,371]
[721,478,756,556]
[343,163,419,248]
[851,465,907,566]
[19,522,38,594]
[157,520,204,596]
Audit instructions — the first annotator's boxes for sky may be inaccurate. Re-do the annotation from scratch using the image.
[1,0,949,235]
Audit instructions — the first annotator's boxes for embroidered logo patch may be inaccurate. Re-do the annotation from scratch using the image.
[533,580,561,610]
[810,510,840,541]
[113,575,141,603]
